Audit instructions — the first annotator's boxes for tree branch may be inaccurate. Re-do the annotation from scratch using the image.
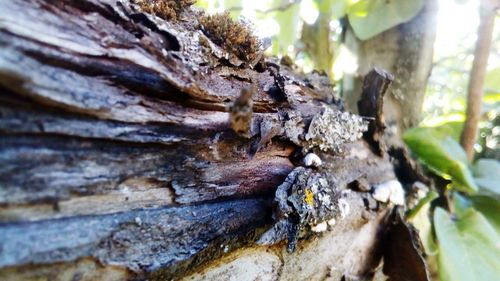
[460,0,497,160]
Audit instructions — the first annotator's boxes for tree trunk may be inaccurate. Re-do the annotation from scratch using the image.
[342,0,438,140]
[0,1,428,280]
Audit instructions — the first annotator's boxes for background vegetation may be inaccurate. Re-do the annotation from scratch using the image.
[195,0,499,280]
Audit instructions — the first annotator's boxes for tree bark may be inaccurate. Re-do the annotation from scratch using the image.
[460,0,497,161]
[0,1,428,280]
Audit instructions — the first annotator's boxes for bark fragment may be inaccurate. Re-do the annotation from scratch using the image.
[357,68,394,156]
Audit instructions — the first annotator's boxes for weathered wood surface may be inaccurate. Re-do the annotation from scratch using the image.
[0,0,428,280]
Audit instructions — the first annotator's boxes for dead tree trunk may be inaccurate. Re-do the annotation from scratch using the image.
[0,1,429,280]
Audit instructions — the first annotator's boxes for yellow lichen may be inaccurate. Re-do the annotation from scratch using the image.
[199,11,260,62]
[134,0,195,21]
[304,189,314,207]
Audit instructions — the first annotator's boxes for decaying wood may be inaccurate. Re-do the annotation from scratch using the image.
[0,0,428,280]
[357,68,394,156]
[382,209,431,281]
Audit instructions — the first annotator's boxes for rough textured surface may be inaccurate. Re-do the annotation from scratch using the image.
[183,248,282,281]
[358,68,394,156]
[0,0,428,280]
[0,200,270,275]
[185,191,391,281]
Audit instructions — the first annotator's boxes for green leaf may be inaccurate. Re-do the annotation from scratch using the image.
[452,192,472,218]
[408,191,439,255]
[404,127,478,194]
[473,159,500,196]
[473,159,500,180]
[432,121,464,142]
[470,195,500,234]
[347,0,424,40]
[434,207,500,281]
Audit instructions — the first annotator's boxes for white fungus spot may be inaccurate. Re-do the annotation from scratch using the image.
[372,183,391,203]
[389,181,405,206]
[327,218,336,227]
[303,153,322,167]
[412,181,429,200]
[135,217,142,226]
[338,198,350,219]
[311,221,328,233]
[372,180,405,206]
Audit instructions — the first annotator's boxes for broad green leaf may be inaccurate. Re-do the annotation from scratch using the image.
[347,0,424,40]
[452,192,471,218]
[470,195,500,234]
[434,207,500,281]
[272,1,301,55]
[473,159,500,195]
[473,159,500,180]
[432,121,463,142]
[408,191,439,255]
[421,113,465,128]
[404,127,478,194]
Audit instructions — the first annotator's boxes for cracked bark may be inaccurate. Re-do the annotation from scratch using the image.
[0,1,429,280]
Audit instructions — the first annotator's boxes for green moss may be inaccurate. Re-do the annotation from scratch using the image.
[134,0,195,20]
[200,12,260,62]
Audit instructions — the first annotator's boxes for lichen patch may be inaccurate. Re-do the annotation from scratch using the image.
[304,106,368,152]
[260,167,344,252]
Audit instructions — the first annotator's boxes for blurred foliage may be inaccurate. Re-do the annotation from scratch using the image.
[404,127,478,193]
[404,127,500,281]
[434,207,500,281]
[347,0,423,40]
